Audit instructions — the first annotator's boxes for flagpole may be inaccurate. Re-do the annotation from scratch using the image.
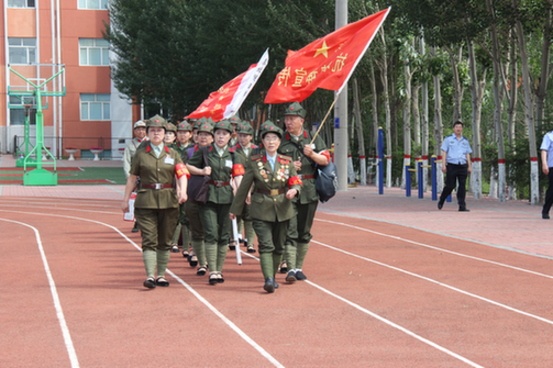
[310,94,340,145]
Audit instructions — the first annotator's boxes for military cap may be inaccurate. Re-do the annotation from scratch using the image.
[260,120,275,131]
[284,102,307,118]
[146,114,167,129]
[228,115,242,125]
[214,119,233,133]
[166,122,177,133]
[177,121,192,131]
[236,121,254,135]
[197,122,214,135]
[261,123,283,139]
[206,117,216,127]
[133,120,146,129]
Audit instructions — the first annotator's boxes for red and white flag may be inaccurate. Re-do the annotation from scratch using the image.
[186,49,269,121]
[264,8,390,104]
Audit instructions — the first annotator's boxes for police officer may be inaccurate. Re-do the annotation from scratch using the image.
[438,121,472,212]
[278,102,330,283]
[121,114,189,289]
[230,123,302,293]
[123,119,148,233]
[231,121,259,253]
[541,130,553,219]
[187,119,245,285]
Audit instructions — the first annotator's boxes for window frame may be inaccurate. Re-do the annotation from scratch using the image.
[8,37,37,65]
[7,0,36,8]
[80,93,111,121]
[77,0,109,10]
[79,38,110,66]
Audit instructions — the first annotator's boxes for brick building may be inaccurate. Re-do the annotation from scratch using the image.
[0,0,140,159]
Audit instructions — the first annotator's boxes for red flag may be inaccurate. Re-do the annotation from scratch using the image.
[186,49,269,121]
[264,8,390,104]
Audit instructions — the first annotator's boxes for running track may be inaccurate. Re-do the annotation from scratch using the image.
[1,189,552,367]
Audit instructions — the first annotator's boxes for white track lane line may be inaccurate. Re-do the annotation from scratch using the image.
[2,202,551,280]
[0,218,80,368]
[312,238,553,326]
[315,218,553,279]
[235,252,486,366]
[0,210,284,368]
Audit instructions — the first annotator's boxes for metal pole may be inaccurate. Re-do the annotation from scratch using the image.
[431,155,437,201]
[378,127,384,194]
[334,0,348,191]
[418,160,423,199]
[405,165,411,197]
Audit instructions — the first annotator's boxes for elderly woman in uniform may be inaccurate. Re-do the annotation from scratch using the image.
[122,115,190,289]
[230,123,302,293]
[187,119,245,285]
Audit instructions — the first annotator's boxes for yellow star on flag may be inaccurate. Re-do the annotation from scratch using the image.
[313,40,330,58]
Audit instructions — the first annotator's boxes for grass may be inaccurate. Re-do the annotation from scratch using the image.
[0,167,126,185]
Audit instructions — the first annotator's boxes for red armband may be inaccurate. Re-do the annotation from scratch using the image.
[175,163,190,179]
[232,163,245,177]
[320,150,331,162]
[288,175,303,186]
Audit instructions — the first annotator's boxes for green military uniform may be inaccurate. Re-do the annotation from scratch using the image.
[130,115,184,286]
[277,102,329,281]
[171,121,194,253]
[231,122,259,252]
[230,123,302,292]
[187,120,244,284]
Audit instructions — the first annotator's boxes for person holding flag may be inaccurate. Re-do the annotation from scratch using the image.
[278,102,330,282]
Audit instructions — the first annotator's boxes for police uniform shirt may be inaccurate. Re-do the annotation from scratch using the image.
[541,131,553,168]
[441,134,472,165]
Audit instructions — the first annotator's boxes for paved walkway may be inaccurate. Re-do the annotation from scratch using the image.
[1,153,551,260]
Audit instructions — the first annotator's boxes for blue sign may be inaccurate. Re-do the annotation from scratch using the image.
[334,117,340,128]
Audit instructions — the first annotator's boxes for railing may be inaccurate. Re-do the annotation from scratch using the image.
[12,135,131,160]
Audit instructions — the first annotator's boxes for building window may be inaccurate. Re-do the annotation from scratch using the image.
[7,0,35,8]
[81,94,110,121]
[79,39,110,66]
[9,96,37,126]
[8,38,36,65]
[78,0,109,10]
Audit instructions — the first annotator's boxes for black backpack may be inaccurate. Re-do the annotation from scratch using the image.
[315,161,338,203]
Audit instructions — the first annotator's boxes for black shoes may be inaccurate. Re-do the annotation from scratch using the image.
[295,270,307,281]
[143,277,156,289]
[437,199,444,210]
[264,278,276,293]
[543,213,550,219]
[285,270,297,283]
[458,207,470,212]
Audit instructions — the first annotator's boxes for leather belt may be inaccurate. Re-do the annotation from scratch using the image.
[298,174,315,180]
[256,188,285,196]
[209,180,230,187]
[141,183,173,189]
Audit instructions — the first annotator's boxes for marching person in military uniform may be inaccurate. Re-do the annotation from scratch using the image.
[183,122,214,274]
[121,114,190,289]
[170,120,194,253]
[123,119,148,233]
[230,123,302,293]
[187,119,245,285]
[278,102,330,283]
[164,122,178,149]
[231,120,259,253]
